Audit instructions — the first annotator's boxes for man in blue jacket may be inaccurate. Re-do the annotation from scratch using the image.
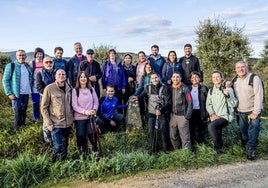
[148,44,166,79]
[2,49,33,131]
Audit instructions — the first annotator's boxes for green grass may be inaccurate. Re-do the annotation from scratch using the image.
[0,86,268,187]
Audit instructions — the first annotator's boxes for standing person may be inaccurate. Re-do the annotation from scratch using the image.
[206,70,238,155]
[98,85,126,132]
[68,42,87,87]
[72,71,100,155]
[169,72,193,151]
[135,51,149,87]
[36,56,56,143]
[53,47,68,73]
[122,53,136,105]
[2,49,33,131]
[102,49,126,109]
[79,49,102,98]
[233,61,263,160]
[188,71,209,147]
[148,44,166,79]
[40,69,73,162]
[179,44,203,86]
[162,51,182,85]
[29,47,45,124]
[134,73,171,153]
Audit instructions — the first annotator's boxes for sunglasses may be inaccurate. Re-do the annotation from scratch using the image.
[44,61,53,64]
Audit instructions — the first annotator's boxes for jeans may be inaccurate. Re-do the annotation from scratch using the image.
[237,112,261,149]
[102,113,124,132]
[31,93,41,121]
[12,94,29,129]
[75,119,102,152]
[51,127,71,162]
[208,117,228,150]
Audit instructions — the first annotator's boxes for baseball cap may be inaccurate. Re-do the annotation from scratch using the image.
[86,49,94,54]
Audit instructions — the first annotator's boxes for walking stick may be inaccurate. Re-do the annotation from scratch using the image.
[90,115,101,154]
[152,114,159,154]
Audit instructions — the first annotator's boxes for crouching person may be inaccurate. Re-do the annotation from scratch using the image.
[170,72,193,151]
[134,72,172,154]
[98,85,126,132]
[41,69,73,162]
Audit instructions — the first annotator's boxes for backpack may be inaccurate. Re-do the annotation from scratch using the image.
[232,74,265,102]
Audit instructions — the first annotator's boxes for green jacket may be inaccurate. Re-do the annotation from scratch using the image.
[206,86,238,122]
[2,61,33,98]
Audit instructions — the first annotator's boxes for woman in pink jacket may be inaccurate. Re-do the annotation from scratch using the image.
[72,71,101,155]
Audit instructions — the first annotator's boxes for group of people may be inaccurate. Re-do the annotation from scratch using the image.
[2,42,263,162]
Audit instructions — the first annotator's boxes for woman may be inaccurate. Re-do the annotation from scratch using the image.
[206,70,238,154]
[162,51,182,85]
[135,51,149,87]
[72,71,100,155]
[102,49,126,112]
[29,47,45,123]
[123,53,136,104]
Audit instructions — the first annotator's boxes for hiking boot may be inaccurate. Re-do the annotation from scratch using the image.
[247,148,257,160]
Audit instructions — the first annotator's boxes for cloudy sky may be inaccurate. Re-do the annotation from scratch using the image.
[0,0,267,58]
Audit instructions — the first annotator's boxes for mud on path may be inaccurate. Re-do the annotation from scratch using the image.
[71,159,268,188]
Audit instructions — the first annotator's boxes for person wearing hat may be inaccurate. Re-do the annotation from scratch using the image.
[79,49,102,98]
[68,42,87,87]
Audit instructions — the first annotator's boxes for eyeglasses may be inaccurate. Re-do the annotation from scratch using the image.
[44,61,53,64]
[56,73,66,76]
[18,54,26,57]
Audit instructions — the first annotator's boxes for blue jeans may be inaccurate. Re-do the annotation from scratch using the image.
[12,94,29,129]
[31,93,41,121]
[51,127,71,162]
[237,112,261,149]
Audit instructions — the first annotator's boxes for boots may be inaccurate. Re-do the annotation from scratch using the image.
[247,147,256,160]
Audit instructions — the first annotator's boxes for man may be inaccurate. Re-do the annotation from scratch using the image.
[233,61,263,160]
[53,46,68,73]
[68,42,87,87]
[178,44,203,86]
[36,56,56,143]
[147,44,166,79]
[97,85,126,132]
[40,69,73,162]
[188,71,209,147]
[79,49,102,98]
[2,49,33,131]
[134,73,171,153]
[170,72,193,151]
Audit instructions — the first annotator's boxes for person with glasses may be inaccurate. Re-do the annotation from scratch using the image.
[2,49,33,131]
[36,56,56,143]
[40,69,73,162]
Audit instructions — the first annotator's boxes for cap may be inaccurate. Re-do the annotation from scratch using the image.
[86,49,94,54]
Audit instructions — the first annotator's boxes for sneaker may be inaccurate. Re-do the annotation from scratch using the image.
[247,148,257,160]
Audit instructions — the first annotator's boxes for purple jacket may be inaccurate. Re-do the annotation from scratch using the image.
[101,60,127,90]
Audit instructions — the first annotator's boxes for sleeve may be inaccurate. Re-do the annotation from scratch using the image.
[253,76,263,114]
[101,62,107,90]
[160,86,172,114]
[36,71,46,94]
[40,86,53,126]
[161,63,168,84]
[2,63,12,96]
[184,87,193,120]
[206,89,215,116]
[95,62,102,80]
[68,59,74,86]
[226,87,238,108]
[134,77,144,96]
[71,88,86,115]
[92,88,99,111]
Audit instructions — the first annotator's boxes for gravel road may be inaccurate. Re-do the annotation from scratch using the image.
[74,159,268,188]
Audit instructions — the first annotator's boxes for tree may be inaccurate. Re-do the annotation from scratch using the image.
[92,44,116,66]
[0,53,12,74]
[195,18,251,84]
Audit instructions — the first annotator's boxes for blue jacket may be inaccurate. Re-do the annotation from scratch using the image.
[101,60,127,90]
[2,61,33,98]
[53,58,68,73]
[68,55,87,87]
[148,54,165,78]
[36,68,56,94]
[98,95,126,121]
[134,73,151,96]
[162,61,182,84]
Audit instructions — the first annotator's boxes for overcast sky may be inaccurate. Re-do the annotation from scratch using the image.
[0,0,267,58]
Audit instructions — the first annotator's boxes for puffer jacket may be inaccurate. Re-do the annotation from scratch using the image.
[41,82,73,128]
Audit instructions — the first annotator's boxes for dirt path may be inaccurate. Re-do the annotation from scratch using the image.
[72,159,268,188]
